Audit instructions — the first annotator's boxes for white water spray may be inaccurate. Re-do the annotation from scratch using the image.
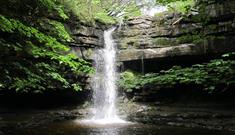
[81,27,125,125]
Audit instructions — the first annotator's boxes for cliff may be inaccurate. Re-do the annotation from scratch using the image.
[114,0,235,72]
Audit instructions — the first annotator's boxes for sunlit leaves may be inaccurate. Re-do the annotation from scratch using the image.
[58,0,141,24]
[38,0,68,20]
[37,18,73,42]
[0,15,93,93]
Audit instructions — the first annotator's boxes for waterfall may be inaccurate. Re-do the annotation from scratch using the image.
[84,27,125,125]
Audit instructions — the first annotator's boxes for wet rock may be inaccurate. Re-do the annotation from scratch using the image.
[70,25,104,47]
[115,0,235,64]
[198,0,235,19]
[118,101,235,131]
[66,19,107,61]
[118,44,201,62]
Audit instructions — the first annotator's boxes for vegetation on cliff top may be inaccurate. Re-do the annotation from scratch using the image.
[59,0,142,24]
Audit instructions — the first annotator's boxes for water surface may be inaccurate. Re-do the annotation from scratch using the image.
[13,120,235,135]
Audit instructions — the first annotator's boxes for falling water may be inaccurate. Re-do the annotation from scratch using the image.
[86,27,125,125]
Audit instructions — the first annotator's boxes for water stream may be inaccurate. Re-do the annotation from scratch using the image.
[80,27,125,125]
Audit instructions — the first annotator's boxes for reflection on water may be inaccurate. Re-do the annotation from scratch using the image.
[88,128,119,135]
[74,119,133,135]
[12,120,235,135]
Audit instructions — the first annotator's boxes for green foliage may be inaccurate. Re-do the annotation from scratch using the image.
[119,71,143,92]
[59,0,116,24]
[0,15,68,51]
[167,0,195,14]
[222,52,235,58]
[58,0,141,24]
[176,34,203,44]
[38,0,68,20]
[36,19,73,42]
[121,2,142,20]
[94,12,116,24]
[47,20,73,42]
[119,56,235,93]
[0,15,93,93]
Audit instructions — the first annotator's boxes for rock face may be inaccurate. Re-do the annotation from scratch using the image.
[68,0,235,64]
[118,44,201,61]
[114,0,235,71]
[197,0,235,19]
[66,18,108,60]
[65,19,114,91]
[68,21,106,48]
[114,15,184,50]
